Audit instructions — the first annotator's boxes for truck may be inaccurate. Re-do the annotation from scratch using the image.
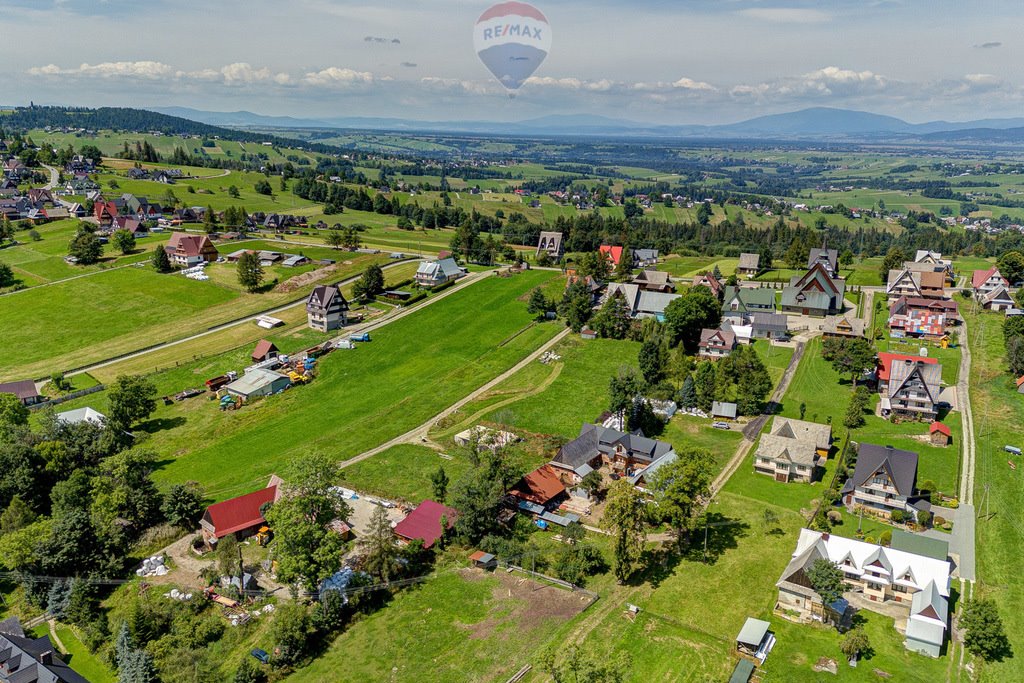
[205,371,238,392]
[349,332,371,343]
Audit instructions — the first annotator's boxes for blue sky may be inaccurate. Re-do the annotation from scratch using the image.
[2,0,1022,123]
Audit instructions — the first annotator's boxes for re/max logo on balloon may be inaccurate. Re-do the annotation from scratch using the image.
[480,23,544,42]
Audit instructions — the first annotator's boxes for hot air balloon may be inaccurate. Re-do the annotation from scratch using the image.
[473,2,551,93]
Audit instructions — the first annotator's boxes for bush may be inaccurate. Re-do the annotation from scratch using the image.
[429,278,458,294]
[402,292,428,306]
[890,510,907,524]
[879,529,892,546]
[916,510,933,527]
[934,516,947,527]
[826,510,843,524]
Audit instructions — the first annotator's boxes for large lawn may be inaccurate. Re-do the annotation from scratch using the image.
[963,309,1024,683]
[147,271,561,500]
[0,251,392,382]
[337,444,472,504]
[288,568,589,683]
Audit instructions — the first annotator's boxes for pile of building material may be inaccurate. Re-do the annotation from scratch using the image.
[163,589,193,602]
[539,351,561,365]
[137,555,169,577]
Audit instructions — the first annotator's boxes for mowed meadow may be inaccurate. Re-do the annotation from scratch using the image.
[0,249,395,382]
[146,270,561,499]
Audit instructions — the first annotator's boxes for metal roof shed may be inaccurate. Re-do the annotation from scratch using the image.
[736,618,770,653]
[224,369,291,400]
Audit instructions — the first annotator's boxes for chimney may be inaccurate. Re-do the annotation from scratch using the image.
[38,650,53,665]
[821,532,830,541]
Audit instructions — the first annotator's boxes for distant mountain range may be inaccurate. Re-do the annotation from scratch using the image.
[150,105,1024,142]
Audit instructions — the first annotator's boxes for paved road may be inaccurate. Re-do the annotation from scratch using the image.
[66,258,424,378]
[710,337,808,495]
[41,163,59,190]
[339,326,572,470]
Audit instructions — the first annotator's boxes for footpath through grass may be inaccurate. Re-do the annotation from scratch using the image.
[151,271,560,499]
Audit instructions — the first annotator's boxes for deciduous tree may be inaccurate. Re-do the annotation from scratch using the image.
[664,289,721,352]
[806,557,845,605]
[237,251,264,293]
[107,374,157,430]
[879,246,907,284]
[68,227,103,265]
[649,447,715,547]
[112,228,136,254]
[603,479,647,584]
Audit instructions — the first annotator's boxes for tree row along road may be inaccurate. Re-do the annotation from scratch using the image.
[65,257,425,379]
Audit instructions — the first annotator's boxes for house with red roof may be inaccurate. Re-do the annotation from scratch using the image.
[972,266,1009,298]
[508,464,567,510]
[393,500,457,549]
[251,339,279,363]
[93,200,118,226]
[929,422,951,446]
[200,479,280,547]
[1017,375,1024,395]
[599,245,624,267]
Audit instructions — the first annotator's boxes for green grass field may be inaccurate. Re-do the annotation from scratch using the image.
[0,250,392,382]
[337,444,472,504]
[963,309,1024,683]
[142,271,561,499]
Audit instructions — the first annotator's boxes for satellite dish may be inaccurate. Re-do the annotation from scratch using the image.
[474,2,551,93]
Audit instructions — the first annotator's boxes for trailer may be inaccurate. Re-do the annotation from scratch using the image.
[205,371,238,392]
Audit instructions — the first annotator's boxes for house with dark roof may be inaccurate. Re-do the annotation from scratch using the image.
[535,231,563,260]
[393,500,457,549]
[0,379,43,406]
[877,353,942,421]
[751,312,789,340]
[737,253,760,277]
[781,263,846,317]
[200,479,280,547]
[631,248,659,268]
[551,423,674,482]
[0,616,90,683]
[775,528,951,657]
[306,285,349,331]
[841,443,920,518]
[807,248,839,277]
[722,286,776,323]
[698,328,737,360]
[603,283,680,320]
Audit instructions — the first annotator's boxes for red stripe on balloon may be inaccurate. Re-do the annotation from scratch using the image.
[477,1,548,24]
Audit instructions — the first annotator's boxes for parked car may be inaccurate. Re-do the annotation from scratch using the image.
[711,421,731,430]
[1005,445,1022,456]
[250,649,270,664]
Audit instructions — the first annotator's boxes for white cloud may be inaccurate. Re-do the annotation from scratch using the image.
[964,73,1000,86]
[736,8,831,24]
[525,77,616,92]
[672,77,716,91]
[29,61,175,79]
[217,62,291,85]
[303,67,378,86]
